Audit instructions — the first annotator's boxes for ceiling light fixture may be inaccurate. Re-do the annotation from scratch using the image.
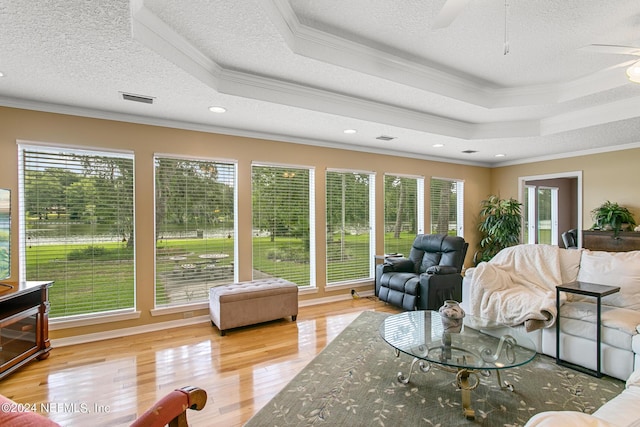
[343,129,357,134]
[0,71,4,77]
[495,153,506,157]
[208,106,227,113]
[432,144,444,148]
[627,60,640,83]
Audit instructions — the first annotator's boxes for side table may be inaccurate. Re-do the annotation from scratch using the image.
[555,281,620,377]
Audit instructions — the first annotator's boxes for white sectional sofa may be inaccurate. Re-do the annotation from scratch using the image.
[524,368,640,426]
[461,244,640,381]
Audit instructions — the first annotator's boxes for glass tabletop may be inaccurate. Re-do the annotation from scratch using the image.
[379,311,537,371]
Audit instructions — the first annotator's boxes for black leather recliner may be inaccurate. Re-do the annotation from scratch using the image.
[375,234,468,311]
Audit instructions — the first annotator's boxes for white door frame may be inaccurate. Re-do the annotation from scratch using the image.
[518,171,583,248]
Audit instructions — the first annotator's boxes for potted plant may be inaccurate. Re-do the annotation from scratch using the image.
[475,195,522,264]
[590,201,636,237]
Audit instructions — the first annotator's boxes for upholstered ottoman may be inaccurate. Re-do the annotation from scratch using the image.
[209,278,298,335]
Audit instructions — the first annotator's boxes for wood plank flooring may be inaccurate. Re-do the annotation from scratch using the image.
[0,297,401,426]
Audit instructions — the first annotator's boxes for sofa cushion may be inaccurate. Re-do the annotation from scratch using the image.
[590,377,640,426]
[525,411,616,427]
[576,250,640,310]
[560,302,640,350]
[558,247,583,287]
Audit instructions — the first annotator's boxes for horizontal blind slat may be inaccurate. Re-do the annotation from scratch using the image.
[20,146,135,318]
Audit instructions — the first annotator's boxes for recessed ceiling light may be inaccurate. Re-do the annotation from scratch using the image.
[208,106,227,113]
[343,129,357,134]
[0,71,4,77]
[433,144,444,148]
[495,153,506,157]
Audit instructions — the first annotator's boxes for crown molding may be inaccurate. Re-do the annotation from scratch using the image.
[262,0,633,108]
[261,0,494,106]
[541,95,640,135]
[3,96,639,168]
[0,96,487,166]
[493,140,640,167]
[130,1,632,142]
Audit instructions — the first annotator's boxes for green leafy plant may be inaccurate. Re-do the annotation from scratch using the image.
[476,195,522,263]
[590,201,636,237]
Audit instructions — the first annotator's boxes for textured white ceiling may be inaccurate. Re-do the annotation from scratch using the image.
[1,0,640,165]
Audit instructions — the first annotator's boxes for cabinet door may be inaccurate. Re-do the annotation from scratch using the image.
[0,307,39,370]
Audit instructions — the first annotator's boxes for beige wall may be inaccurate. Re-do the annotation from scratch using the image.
[0,107,490,338]
[491,150,640,233]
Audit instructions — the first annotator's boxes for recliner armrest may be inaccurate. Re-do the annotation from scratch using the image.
[383,257,414,272]
[426,265,458,275]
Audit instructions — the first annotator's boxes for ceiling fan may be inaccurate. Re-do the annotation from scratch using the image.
[582,44,640,83]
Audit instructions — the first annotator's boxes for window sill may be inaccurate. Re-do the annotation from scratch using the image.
[49,310,141,330]
[150,301,209,317]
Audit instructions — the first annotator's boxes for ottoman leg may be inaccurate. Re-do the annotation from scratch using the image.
[292,315,297,321]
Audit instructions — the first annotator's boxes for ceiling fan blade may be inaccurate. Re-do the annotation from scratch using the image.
[432,0,472,29]
[581,44,640,56]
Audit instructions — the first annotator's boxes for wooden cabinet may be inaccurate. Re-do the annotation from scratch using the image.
[582,231,640,252]
[0,281,53,380]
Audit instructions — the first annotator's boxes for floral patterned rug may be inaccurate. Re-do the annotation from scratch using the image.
[245,310,624,426]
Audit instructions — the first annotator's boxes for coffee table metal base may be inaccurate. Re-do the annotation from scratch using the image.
[394,349,515,420]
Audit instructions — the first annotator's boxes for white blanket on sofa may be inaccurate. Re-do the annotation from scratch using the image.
[469,244,570,332]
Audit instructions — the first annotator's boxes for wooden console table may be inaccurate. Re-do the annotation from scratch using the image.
[582,230,640,252]
[0,280,53,380]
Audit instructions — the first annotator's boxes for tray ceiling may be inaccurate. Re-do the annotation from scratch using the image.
[1,0,640,165]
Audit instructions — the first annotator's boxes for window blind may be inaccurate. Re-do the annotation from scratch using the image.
[252,164,314,287]
[326,170,374,284]
[430,178,464,236]
[384,175,423,255]
[19,145,135,318]
[154,156,236,307]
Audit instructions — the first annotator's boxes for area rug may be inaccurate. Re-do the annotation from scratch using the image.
[245,310,624,426]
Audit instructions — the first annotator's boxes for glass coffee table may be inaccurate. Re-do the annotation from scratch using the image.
[379,310,536,420]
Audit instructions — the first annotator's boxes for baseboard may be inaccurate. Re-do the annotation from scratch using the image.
[51,289,377,347]
[51,315,211,347]
[299,289,375,307]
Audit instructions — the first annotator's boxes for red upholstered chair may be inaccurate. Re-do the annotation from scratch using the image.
[0,386,207,427]
[130,386,207,427]
[0,393,60,427]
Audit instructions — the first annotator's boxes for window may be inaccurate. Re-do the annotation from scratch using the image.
[19,144,135,319]
[326,170,374,285]
[252,164,314,287]
[154,156,236,307]
[430,178,464,236]
[384,175,424,255]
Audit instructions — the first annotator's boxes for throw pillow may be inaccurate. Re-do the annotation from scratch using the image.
[576,250,640,310]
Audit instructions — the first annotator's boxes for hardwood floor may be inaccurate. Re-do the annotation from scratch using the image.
[0,297,401,426]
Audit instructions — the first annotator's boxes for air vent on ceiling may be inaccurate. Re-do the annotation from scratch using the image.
[461,150,478,154]
[376,135,396,141]
[121,92,154,104]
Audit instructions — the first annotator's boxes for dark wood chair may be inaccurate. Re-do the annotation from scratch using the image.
[130,386,207,427]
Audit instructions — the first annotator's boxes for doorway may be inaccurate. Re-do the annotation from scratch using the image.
[518,171,582,248]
